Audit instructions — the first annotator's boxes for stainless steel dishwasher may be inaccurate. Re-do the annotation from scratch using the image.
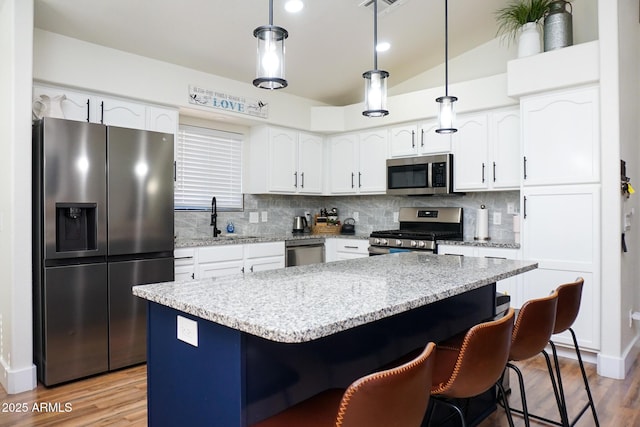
[285,238,325,267]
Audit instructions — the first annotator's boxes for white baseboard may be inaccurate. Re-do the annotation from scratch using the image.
[597,335,640,379]
[0,358,37,394]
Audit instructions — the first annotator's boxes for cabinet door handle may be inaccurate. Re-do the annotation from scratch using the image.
[523,196,528,219]
[86,99,90,122]
[421,129,425,147]
[241,266,245,274]
[358,172,362,188]
[523,156,528,180]
[411,130,415,148]
[100,101,105,124]
[351,172,355,188]
[301,172,304,188]
[173,161,177,181]
[250,265,254,272]
[481,163,485,183]
[344,245,359,249]
[191,273,195,279]
[294,171,298,188]
[493,162,496,182]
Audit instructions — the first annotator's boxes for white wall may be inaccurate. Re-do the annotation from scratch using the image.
[0,0,37,394]
[33,29,327,131]
[616,0,640,370]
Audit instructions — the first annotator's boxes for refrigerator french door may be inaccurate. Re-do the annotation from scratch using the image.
[33,118,174,386]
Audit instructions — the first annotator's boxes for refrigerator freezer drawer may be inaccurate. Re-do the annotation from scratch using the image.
[42,263,109,386]
[108,257,174,370]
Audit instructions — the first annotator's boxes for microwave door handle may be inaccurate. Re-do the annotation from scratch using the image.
[427,163,433,188]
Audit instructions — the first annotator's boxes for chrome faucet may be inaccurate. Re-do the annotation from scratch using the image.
[210,196,221,237]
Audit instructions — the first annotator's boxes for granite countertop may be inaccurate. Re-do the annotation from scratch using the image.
[175,233,370,248]
[439,239,521,249]
[133,253,537,343]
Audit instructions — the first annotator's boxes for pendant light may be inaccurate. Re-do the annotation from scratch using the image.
[362,0,389,117]
[435,0,457,133]
[253,0,288,89]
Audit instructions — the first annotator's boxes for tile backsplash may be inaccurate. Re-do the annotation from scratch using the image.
[175,191,520,242]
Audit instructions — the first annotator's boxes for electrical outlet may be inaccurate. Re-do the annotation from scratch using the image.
[177,315,198,347]
[393,212,399,223]
[353,212,359,221]
[261,211,268,222]
[507,203,515,215]
[493,212,502,225]
[249,212,259,223]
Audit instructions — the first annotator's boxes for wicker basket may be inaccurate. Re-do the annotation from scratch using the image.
[311,215,342,235]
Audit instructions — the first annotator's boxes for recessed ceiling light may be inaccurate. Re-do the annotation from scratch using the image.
[376,42,391,52]
[285,0,304,13]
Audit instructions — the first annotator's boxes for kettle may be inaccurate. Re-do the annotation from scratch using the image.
[293,216,308,233]
[341,218,356,235]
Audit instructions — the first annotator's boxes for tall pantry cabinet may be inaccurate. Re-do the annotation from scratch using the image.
[520,85,601,351]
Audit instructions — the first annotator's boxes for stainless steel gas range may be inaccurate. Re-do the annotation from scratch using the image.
[368,207,463,255]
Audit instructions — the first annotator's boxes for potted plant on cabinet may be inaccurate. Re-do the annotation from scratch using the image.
[495,0,551,58]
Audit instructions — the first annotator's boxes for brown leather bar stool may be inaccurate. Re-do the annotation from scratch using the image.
[501,291,563,427]
[250,342,436,427]
[547,277,600,427]
[427,308,516,427]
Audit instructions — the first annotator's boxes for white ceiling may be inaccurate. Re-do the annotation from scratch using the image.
[34,0,514,106]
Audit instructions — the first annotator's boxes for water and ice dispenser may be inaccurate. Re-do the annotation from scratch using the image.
[55,203,98,252]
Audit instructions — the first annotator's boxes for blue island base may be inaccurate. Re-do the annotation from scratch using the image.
[146,284,497,427]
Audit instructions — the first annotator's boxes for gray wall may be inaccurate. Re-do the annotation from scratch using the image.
[176,191,520,242]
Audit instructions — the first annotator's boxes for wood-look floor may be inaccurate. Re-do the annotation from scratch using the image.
[1,353,638,426]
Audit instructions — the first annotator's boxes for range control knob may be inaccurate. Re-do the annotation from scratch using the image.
[395,239,403,246]
[380,239,388,245]
[417,241,426,248]
[373,238,380,245]
[410,240,418,247]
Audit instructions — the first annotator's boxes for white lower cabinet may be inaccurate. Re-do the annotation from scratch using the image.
[198,245,245,279]
[521,185,600,350]
[325,238,369,262]
[174,248,196,281]
[243,242,286,273]
[437,245,522,307]
[175,242,285,280]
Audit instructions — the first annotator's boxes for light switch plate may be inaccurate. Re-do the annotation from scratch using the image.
[177,315,198,347]
[493,212,502,225]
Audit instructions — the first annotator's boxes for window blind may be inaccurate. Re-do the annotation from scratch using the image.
[175,125,243,211]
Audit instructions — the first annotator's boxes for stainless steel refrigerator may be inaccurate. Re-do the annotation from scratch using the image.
[32,118,174,386]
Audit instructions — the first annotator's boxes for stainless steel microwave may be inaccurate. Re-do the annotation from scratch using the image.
[386,154,454,195]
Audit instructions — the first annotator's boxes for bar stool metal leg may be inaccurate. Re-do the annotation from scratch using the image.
[550,328,600,427]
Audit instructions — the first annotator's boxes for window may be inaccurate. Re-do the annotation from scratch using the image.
[174,125,243,211]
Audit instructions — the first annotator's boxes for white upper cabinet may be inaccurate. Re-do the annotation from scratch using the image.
[452,113,489,191]
[490,109,521,189]
[358,130,388,193]
[267,127,299,193]
[33,85,91,122]
[328,130,387,195]
[33,84,177,135]
[146,106,179,135]
[297,132,324,194]
[96,96,147,130]
[521,85,600,186]
[246,126,324,195]
[453,107,520,192]
[389,121,450,157]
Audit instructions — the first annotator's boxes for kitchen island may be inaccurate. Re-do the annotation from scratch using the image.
[133,252,537,427]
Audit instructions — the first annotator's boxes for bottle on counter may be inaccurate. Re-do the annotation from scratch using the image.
[226,220,235,233]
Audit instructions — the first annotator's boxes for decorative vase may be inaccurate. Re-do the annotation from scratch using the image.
[518,22,542,58]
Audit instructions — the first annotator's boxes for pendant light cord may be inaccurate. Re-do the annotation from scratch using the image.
[269,0,274,25]
[373,0,378,70]
[444,0,449,97]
